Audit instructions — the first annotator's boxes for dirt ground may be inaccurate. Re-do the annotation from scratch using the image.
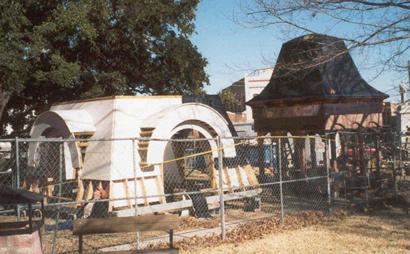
[182,209,410,254]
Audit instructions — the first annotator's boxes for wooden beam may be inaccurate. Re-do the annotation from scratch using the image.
[207,189,261,209]
[155,171,166,204]
[74,131,95,137]
[73,214,180,235]
[123,179,131,208]
[235,167,244,189]
[115,189,261,217]
[140,177,149,206]
[76,172,84,204]
[206,155,218,190]
[243,165,259,186]
[223,167,233,192]
[108,181,113,212]
[116,200,193,217]
[85,181,94,201]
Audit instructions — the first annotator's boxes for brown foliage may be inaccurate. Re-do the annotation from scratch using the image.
[152,210,347,250]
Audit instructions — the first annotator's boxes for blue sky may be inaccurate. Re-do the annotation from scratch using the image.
[191,0,405,101]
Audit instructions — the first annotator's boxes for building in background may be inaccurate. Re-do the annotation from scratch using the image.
[221,67,274,136]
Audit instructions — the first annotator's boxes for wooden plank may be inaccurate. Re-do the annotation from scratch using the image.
[207,189,260,209]
[76,173,84,204]
[322,102,382,115]
[77,142,89,148]
[74,131,95,137]
[262,104,321,119]
[116,189,260,217]
[156,172,166,204]
[223,167,233,192]
[108,181,113,212]
[235,167,244,188]
[85,181,94,201]
[243,165,259,186]
[123,179,132,208]
[45,177,54,205]
[205,155,217,190]
[140,177,149,206]
[73,214,180,235]
[0,221,39,230]
[116,200,193,217]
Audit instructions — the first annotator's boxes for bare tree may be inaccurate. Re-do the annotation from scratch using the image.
[241,0,410,76]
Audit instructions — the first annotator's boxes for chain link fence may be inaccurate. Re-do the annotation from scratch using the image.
[323,131,410,210]
[0,135,340,253]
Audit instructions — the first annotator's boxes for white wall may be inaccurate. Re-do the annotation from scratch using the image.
[244,68,274,122]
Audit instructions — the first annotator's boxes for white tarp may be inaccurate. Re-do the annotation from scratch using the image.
[28,110,95,170]
[30,96,238,208]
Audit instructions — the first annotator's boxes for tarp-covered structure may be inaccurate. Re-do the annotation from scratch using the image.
[28,96,237,209]
[248,34,388,134]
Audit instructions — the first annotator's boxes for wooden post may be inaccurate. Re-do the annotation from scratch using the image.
[295,138,305,174]
[235,167,244,189]
[28,203,33,232]
[155,174,166,204]
[169,229,174,249]
[257,137,265,178]
[278,138,284,224]
[76,170,84,204]
[85,181,94,201]
[310,137,317,169]
[108,181,113,212]
[140,178,149,206]
[375,135,381,179]
[124,179,131,208]
[359,134,366,175]
[78,235,83,254]
[223,167,233,192]
[325,135,332,212]
[217,137,226,240]
[352,134,358,172]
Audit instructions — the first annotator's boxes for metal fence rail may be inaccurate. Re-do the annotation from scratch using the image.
[1,135,333,253]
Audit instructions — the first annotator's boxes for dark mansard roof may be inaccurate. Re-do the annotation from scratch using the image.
[248,34,388,105]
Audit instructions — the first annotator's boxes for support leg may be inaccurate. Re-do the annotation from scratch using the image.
[169,229,174,249]
[79,235,83,254]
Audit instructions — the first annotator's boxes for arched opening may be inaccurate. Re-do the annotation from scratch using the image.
[163,129,215,198]
[145,103,235,166]
[27,110,95,198]
[29,110,95,171]
[139,104,236,201]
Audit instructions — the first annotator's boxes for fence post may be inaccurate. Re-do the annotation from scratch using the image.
[393,132,398,194]
[14,137,20,189]
[217,137,225,240]
[132,139,138,215]
[398,133,402,184]
[132,139,140,249]
[52,141,64,254]
[278,138,284,224]
[325,135,332,212]
[15,137,21,220]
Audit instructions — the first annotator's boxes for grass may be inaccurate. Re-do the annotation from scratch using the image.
[182,209,410,254]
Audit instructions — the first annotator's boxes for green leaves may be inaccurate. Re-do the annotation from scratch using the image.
[34,54,81,88]
[0,0,208,136]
